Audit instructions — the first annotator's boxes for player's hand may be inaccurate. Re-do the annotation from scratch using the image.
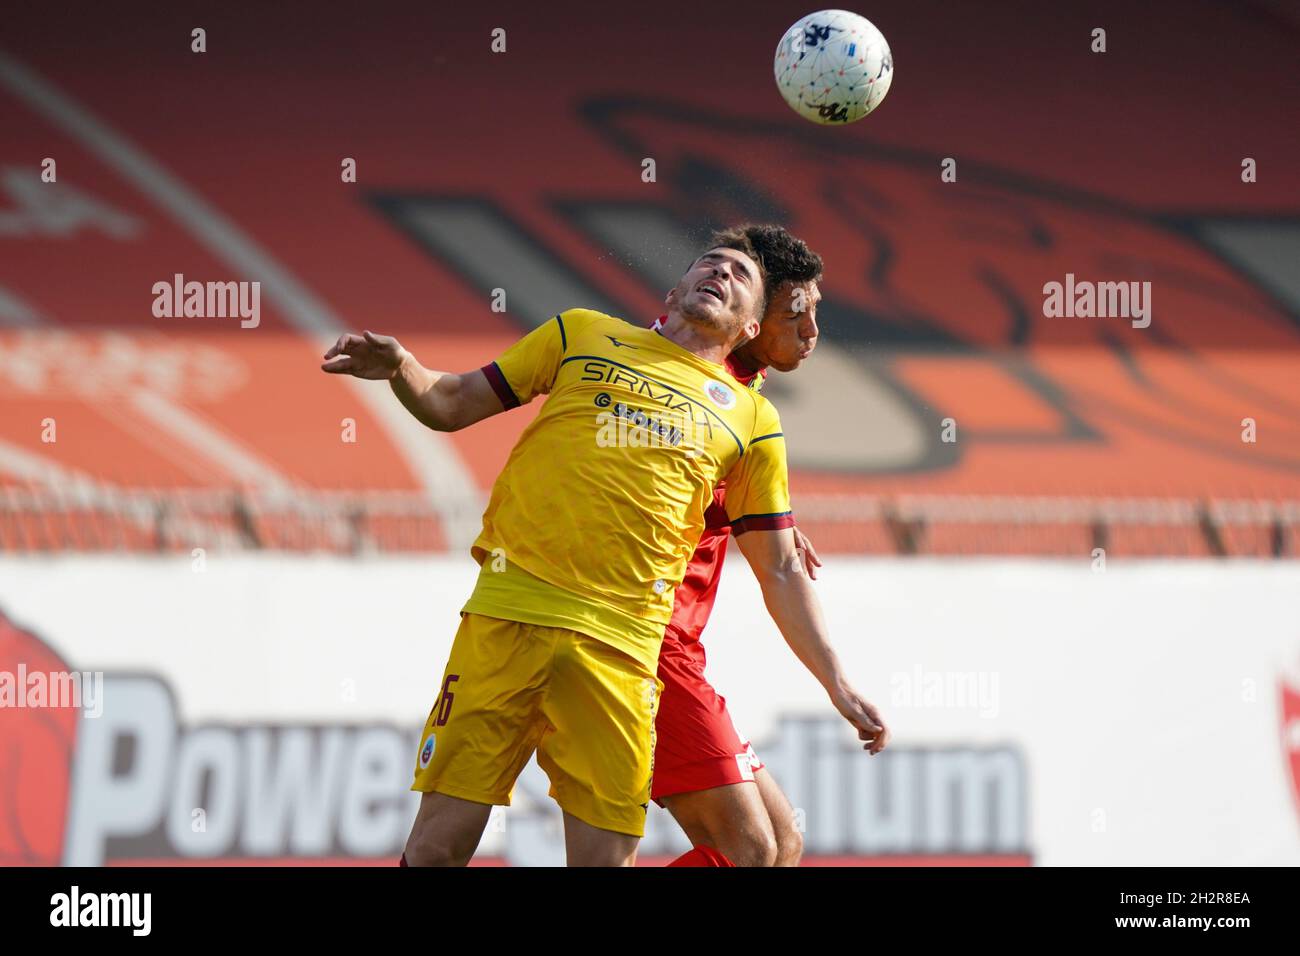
[830,685,890,755]
[321,330,407,380]
[792,526,822,581]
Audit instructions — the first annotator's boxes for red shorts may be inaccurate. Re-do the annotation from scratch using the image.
[651,627,764,801]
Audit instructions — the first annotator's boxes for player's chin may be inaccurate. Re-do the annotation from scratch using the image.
[680,298,723,325]
[779,346,817,372]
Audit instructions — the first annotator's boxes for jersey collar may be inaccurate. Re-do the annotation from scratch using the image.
[652,315,767,387]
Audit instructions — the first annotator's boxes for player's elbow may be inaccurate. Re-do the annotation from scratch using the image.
[425,411,464,433]
[440,400,484,432]
[412,407,459,433]
[423,390,471,432]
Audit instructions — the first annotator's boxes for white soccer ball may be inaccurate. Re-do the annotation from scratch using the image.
[774,9,893,125]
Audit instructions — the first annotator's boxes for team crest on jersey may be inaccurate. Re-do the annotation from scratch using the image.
[419,734,436,768]
[704,379,736,410]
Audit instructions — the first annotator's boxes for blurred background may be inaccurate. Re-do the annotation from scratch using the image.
[1,1,1298,865]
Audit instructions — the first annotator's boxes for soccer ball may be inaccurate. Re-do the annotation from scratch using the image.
[774,9,893,125]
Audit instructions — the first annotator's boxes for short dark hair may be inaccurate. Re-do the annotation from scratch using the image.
[707,224,823,305]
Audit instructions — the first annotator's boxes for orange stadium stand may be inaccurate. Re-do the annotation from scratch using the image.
[0,3,1297,556]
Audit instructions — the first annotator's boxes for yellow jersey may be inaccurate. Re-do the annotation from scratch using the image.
[463,308,791,670]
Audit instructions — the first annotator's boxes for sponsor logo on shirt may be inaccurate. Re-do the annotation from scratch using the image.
[579,360,718,442]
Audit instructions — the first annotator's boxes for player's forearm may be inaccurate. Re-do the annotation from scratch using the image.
[389,351,460,431]
[755,567,849,696]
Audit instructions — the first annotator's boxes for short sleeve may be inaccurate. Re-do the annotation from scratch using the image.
[479,313,570,408]
[723,401,794,535]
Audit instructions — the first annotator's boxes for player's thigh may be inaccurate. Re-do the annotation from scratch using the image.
[653,642,759,791]
[753,767,803,865]
[650,634,727,801]
[562,811,640,867]
[404,791,495,866]
[537,629,659,840]
[412,614,551,805]
[660,780,777,865]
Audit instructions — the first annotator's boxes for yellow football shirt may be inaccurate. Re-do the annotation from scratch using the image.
[463,308,791,670]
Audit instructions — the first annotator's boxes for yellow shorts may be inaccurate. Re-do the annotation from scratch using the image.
[411,613,662,837]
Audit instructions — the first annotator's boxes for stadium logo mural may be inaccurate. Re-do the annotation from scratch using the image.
[1,86,1296,500]
[371,96,1300,482]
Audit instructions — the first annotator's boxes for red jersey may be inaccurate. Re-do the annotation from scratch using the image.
[649,316,772,645]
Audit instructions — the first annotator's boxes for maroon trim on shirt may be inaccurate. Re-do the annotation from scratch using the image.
[480,361,520,410]
[730,511,796,536]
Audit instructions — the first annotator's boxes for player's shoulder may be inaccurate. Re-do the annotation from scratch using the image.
[748,387,779,418]
[555,308,629,338]
[743,388,783,439]
[557,309,663,356]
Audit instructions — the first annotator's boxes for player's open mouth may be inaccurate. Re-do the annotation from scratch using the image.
[698,281,725,302]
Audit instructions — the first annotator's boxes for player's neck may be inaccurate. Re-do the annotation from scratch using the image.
[658,311,739,366]
[728,345,764,376]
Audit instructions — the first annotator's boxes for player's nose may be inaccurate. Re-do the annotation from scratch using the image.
[801,313,819,341]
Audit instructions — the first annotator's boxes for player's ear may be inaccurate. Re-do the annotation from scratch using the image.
[748,295,766,336]
[665,287,677,309]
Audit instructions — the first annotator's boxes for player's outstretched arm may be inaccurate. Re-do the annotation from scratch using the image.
[734,526,890,754]
[321,330,506,432]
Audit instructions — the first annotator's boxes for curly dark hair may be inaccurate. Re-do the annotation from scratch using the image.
[706,223,824,304]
